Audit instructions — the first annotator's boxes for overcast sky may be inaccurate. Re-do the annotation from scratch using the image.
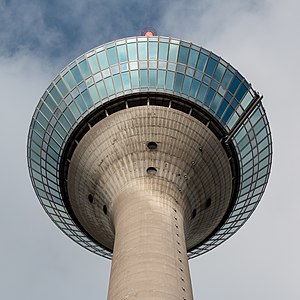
[0,0,299,299]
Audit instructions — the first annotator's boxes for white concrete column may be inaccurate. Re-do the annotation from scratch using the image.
[107,186,193,300]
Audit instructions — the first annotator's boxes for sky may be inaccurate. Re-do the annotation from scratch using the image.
[0,0,299,299]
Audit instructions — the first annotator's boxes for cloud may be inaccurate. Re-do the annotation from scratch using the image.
[0,0,299,299]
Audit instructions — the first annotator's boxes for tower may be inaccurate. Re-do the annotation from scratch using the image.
[27,31,272,299]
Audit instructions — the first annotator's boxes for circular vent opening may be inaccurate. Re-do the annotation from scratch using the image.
[147,167,157,175]
[88,194,93,203]
[147,141,158,150]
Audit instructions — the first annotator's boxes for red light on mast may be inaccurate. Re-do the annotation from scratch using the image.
[144,31,154,37]
[141,27,157,36]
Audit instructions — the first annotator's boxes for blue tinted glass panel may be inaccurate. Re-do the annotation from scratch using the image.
[75,95,87,113]
[79,60,91,79]
[96,81,107,98]
[36,113,47,128]
[197,53,208,72]
[214,63,226,82]
[174,73,184,92]
[104,77,115,95]
[121,72,130,90]
[149,70,156,87]
[45,94,56,112]
[58,115,70,131]
[64,107,76,125]
[88,85,100,102]
[117,44,128,63]
[190,79,200,97]
[157,70,166,88]
[71,66,82,83]
[169,44,179,62]
[107,47,118,65]
[204,88,215,107]
[187,49,198,68]
[138,42,147,60]
[211,93,222,112]
[63,72,76,90]
[216,99,228,118]
[197,84,208,103]
[229,76,241,95]
[52,130,63,144]
[178,46,189,64]
[140,69,148,87]
[82,90,93,108]
[40,103,52,120]
[159,43,168,60]
[223,105,234,123]
[149,42,158,60]
[127,43,137,60]
[221,69,234,89]
[166,71,174,90]
[56,79,68,97]
[235,83,247,102]
[50,87,62,104]
[131,70,139,89]
[97,51,109,69]
[205,58,217,76]
[113,74,122,93]
[182,76,192,95]
[88,55,100,74]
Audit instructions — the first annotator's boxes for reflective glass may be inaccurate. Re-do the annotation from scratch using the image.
[63,72,76,90]
[121,72,130,90]
[166,71,174,90]
[97,51,109,69]
[190,79,200,98]
[159,42,168,60]
[131,70,139,89]
[138,42,147,60]
[104,77,115,95]
[197,53,208,72]
[113,74,122,93]
[182,75,192,95]
[168,44,179,62]
[187,49,198,68]
[88,55,100,74]
[79,60,91,79]
[157,70,166,89]
[117,44,128,63]
[56,79,68,97]
[96,81,107,98]
[149,70,156,87]
[205,58,217,77]
[214,63,226,82]
[82,90,93,108]
[106,48,119,68]
[127,43,137,60]
[149,42,158,60]
[140,69,148,87]
[71,66,82,84]
[178,46,189,64]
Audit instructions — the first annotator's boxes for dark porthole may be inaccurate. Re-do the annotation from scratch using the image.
[103,204,108,215]
[88,194,93,203]
[205,198,212,209]
[147,141,157,150]
[191,208,197,219]
[147,167,157,175]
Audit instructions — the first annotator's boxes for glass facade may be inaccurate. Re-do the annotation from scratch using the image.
[27,36,272,259]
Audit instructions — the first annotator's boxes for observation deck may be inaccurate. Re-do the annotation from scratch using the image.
[27,36,272,260]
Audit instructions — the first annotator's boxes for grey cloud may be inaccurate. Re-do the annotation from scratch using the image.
[1,0,299,299]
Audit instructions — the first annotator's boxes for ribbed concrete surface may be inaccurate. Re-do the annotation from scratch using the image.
[67,106,232,299]
[108,184,193,300]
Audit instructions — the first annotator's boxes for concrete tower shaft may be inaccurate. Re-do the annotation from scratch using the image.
[67,106,232,298]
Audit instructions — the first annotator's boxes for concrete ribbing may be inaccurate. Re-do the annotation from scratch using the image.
[67,106,232,299]
[108,185,193,299]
